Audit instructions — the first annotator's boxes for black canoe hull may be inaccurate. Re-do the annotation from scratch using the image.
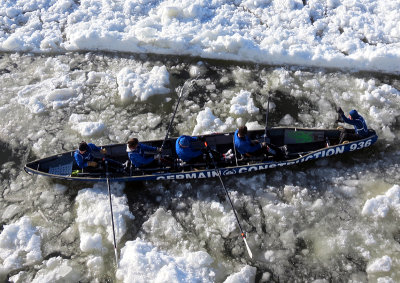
[24,127,378,182]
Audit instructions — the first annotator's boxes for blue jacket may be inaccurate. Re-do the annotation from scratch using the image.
[340,111,369,137]
[176,135,203,162]
[127,143,157,167]
[74,143,101,168]
[234,129,261,155]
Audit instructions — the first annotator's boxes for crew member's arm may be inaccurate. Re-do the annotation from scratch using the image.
[339,113,363,128]
[88,143,107,154]
[74,152,88,168]
[139,143,158,152]
[129,152,154,167]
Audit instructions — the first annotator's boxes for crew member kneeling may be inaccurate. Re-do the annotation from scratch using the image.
[175,135,204,163]
[337,107,369,144]
[127,138,161,168]
[74,141,106,170]
[234,126,281,159]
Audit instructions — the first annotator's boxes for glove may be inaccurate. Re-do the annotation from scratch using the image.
[157,147,162,153]
[100,148,107,154]
[336,107,344,115]
[336,115,344,123]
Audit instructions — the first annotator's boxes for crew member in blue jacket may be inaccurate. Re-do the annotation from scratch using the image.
[337,107,369,144]
[234,126,282,159]
[176,135,204,163]
[74,141,106,169]
[127,138,161,168]
[234,126,264,157]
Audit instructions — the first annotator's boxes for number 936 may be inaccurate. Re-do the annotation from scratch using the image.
[349,139,372,151]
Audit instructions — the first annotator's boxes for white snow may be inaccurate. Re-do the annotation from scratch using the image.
[86,256,104,277]
[192,107,233,135]
[362,185,400,219]
[14,56,83,114]
[142,208,185,240]
[0,0,399,74]
[68,113,107,137]
[229,90,259,116]
[71,121,106,137]
[223,265,257,283]
[0,217,42,275]
[366,255,392,273]
[31,256,82,283]
[75,183,134,253]
[17,83,81,114]
[0,0,400,282]
[116,238,215,283]
[117,65,170,102]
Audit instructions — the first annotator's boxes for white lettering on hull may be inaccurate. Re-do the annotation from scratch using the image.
[153,141,374,180]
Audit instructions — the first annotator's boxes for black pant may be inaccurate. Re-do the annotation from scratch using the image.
[83,158,123,173]
[339,129,363,144]
[138,158,159,168]
[79,157,102,172]
[245,144,285,160]
[137,157,174,169]
[182,148,221,165]
[248,147,269,157]
[185,154,206,164]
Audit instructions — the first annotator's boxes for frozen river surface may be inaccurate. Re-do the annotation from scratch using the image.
[1,0,400,281]
[0,52,399,282]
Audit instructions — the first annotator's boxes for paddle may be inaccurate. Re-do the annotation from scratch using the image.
[262,96,280,156]
[264,95,270,143]
[105,161,119,267]
[160,78,198,152]
[204,142,253,259]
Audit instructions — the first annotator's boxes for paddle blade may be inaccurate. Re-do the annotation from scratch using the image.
[242,235,253,259]
[114,248,119,268]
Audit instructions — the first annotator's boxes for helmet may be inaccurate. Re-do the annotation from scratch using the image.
[349,109,359,119]
[178,136,190,147]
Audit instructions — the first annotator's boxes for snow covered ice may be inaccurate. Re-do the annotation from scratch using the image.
[0,217,42,275]
[1,0,400,74]
[116,239,216,283]
[0,0,400,282]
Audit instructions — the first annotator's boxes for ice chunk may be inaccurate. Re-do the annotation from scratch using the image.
[32,256,81,283]
[80,232,103,253]
[0,217,42,274]
[117,65,170,102]
[366,255,392,273]
[71,121,106,137]
[1,204,20,221]
[229,90,259,116]
[116,239,215,283]
[223,265,256,283]
[75,183,134,253]
[279,114,295,126]
[192,107,230,135]
[362,185,400,219]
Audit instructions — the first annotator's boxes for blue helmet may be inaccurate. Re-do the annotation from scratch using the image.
[178,136,191,147]
[349,109,359,119]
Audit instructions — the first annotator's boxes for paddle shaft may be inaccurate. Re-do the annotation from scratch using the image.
[160,78,197,151]
[264,96,270,143]
[205,145,253,258]
[105,161,119,267]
